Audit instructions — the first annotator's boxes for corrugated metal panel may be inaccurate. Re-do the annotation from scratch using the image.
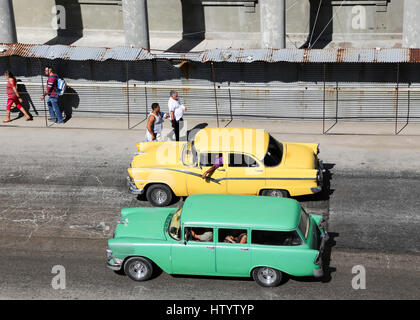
[2,43,420,64]
[1,56,419,122]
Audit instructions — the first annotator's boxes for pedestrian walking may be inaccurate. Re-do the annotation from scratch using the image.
[168,90,187,141]
[2,71,32,123]
[146,103,169,142]
[41,66,64,124]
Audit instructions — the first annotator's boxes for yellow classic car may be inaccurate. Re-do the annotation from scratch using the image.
[127,127,324,207]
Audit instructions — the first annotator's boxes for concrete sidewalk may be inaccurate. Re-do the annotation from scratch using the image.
[1,115,420,175]
[1,114,420,135]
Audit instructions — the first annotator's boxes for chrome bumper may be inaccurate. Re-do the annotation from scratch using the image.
[311,160,325,194]
[126,176,144,195]
[313,267,324,278]
[107,261,122,271]
[106,249,122,271]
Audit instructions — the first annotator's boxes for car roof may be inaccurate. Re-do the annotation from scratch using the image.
[181,195,301,231]
[193,127,270,161]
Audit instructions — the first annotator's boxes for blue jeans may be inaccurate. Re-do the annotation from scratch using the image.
[47,96,63,123]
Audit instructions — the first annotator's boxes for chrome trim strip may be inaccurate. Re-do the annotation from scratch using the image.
[130,167,316,184]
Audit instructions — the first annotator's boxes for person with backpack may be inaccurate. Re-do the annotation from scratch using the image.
[41,66,64,124]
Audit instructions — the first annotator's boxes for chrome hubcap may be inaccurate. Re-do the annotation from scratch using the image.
[129,261,147,280]
[258,268,277,285]
[152,189,168,204]
[269,190,284,197]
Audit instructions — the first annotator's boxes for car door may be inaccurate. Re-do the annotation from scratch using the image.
[226,153,265,194]
[171,226,216,275]
[215,228,251,276]
[186,152,227,195]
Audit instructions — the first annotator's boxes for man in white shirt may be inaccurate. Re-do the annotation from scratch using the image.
[168,90,187,141]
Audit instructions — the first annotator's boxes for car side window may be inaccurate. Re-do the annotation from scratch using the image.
[218,228,248,244]
[251,230,302,246]
[228,153,258,167]
[185,227,214,242]
[200,153,223,167]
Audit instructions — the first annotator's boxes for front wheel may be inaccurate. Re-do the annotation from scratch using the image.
[252,267,283,287]
[261,189,288,198]
[146,184,173,207]
[124,257,153,282]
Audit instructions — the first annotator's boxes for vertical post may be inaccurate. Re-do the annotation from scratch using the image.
[39,60,48,127]
[144,87,148,120]
[260,0,286,48]
[126,63,130,129]
[211,62,220,128]
[395,63,400,135]
[228,82,233,127]
[122,0,150,49]
[407,84,411,126]
[322,63,326,134]
[335,81,338,126]
[0,0,17,43]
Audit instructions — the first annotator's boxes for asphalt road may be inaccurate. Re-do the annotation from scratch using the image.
[1,124,420,299]
[0,237,419,300]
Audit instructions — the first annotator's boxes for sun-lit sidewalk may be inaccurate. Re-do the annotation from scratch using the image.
[1,114,420,136]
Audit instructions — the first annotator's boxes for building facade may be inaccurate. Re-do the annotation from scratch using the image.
[9,0,408,50]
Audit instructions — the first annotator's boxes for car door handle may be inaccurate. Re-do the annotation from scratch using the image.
[218,168,226,172]
[206,246,215,250]
[240,248,249,251]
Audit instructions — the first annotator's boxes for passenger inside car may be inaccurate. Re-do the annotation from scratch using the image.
[219,228,248,244]
[188,227,214,242]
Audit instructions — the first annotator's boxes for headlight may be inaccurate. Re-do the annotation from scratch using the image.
[106,249,113,260]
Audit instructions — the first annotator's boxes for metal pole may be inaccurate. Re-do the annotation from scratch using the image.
[395,63,400,135]
[407,84,411,126]
[126,62,130,129]
[211,62,220,127]
[335,81,339,126]
[39,60,48,127]
[322,63,326,134]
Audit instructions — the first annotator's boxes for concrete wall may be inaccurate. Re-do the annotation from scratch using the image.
[10,0,405,49]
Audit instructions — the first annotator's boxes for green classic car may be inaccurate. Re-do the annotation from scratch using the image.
[106,195,328,287]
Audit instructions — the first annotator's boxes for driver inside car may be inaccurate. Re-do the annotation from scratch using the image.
[190,228,213,242]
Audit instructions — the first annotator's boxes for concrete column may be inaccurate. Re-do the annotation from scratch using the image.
[260,0,286,49]
[0,0,17,43]
[403,0,420,48]
[122,0,150,49]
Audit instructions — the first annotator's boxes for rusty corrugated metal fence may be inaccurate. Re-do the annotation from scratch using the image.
[0,54,420,134]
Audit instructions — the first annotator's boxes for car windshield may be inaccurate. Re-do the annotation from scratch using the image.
[168,208,182,240]
[263,135,283,167]
[298,207,310,240]
[182,142,198,166]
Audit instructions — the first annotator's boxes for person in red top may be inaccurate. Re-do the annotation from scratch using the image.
[3,71,32,123]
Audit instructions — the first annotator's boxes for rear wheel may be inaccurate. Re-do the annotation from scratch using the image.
[261,189,288,198]
[124,257,153,282]
[146,184,173,207]
[252,267,283,287]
